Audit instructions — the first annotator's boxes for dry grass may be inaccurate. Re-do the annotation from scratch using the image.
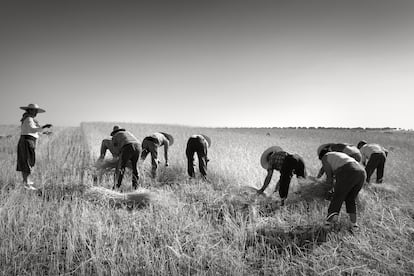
[0,123,414,275]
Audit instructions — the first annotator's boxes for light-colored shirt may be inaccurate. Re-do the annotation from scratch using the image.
[21,117,42,139]
[322,152,358,185]
[360,144,387,164]
[342,145,362,162]
[150,132,169,147]
[146,132,170,162]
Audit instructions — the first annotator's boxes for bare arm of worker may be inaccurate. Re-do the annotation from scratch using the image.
[164,140,169,166]
[257,169,274,194]
[317,166,325,178]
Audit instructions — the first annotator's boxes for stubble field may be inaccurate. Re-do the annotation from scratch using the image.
[0,122,413,275]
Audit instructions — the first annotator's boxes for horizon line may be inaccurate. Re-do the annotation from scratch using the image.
[1,121,412,131]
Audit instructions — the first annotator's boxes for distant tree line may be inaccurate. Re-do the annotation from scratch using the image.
[269,127,403,131]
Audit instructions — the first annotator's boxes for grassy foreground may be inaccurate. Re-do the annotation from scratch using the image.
[0,122,413,275]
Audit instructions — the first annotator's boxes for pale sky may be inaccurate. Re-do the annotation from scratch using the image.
[0,0,413,129]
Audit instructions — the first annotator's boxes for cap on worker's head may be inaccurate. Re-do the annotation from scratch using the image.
[357,140,367,149]
[260,146,283,170]
[110,125,123,136]
[160,132,174,146]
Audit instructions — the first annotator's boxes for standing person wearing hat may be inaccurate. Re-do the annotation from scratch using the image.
[316,143,362,178]
[318,149,366,230]
[141,132,174,178]
[185,134,211,180]
[16,103,52,190]
[111,126,141,190]
[357,140,388,184]
[257,146,307,206]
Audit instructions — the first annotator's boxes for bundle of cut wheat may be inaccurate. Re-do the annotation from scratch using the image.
[36,183,154,209]
[94,158,118,170]
[83,186,154,209]
[291,178,332,202]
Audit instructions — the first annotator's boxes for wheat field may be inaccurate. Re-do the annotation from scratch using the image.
[0,122,413,275]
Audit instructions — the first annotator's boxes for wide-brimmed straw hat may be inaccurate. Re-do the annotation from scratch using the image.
[160,132,174,146]
[260,146,283,170]
[19,103,45,113]
[110,125,125,136]
[317,143,333,158]
[200,134,211,148]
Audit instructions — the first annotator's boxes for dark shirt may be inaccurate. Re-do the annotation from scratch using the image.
[112,130,140,150]
[268,151,289,171]
[279,154,302,178]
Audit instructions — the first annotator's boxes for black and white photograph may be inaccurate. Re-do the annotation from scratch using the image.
[0,0,413,275]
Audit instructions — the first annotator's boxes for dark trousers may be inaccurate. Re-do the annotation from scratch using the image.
[278,173,293,199]
[365,152,386,183]
[328,162,366,217]
[141,137,159,178]
[115,143,141,189]
[186,137,208,177]
[278,155,296,199]
[16,135,37,173]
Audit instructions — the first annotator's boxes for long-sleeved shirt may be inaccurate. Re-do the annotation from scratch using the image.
[259,151,305,198]
[112,130,140,151]
[268,151,289,171]
[360,144,388,165]
[321,152,358,185]
[21,117,43,139]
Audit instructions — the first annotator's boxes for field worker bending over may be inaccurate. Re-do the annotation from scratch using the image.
[110,126,141,190]
[186,134,211,180]
[318,149,366,230]
[317,143,362,178]
[16,103,52,190]
[94,137,133,184]
[357,140,388,184]
[257,146,307,206]
[97,138,133,169]
[141,132,174,178]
